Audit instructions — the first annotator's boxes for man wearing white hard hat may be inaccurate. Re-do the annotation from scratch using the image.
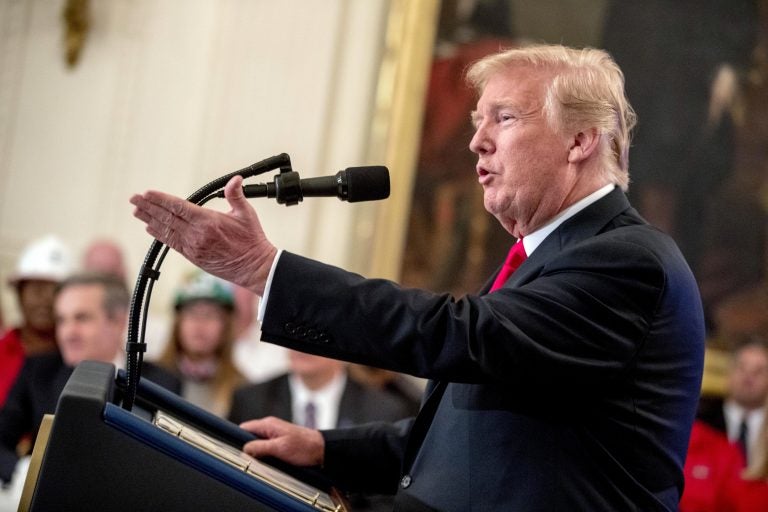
[0,235,73,407]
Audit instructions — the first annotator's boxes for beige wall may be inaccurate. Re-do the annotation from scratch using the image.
[0,0,394,326]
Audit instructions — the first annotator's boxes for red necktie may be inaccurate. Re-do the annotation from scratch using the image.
[490,239,527,292]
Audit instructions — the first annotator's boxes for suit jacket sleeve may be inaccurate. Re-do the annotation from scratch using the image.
[260,230,695,391]
[321,417,414,495]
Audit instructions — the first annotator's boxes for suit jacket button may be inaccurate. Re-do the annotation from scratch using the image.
[284,322,297,334]
[318,333,330,343]
[400,474,412,489]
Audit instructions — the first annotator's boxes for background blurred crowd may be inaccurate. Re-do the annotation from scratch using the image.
[0,235,421,511]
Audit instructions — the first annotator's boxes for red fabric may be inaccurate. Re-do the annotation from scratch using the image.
[680,421,745,512]
[718,476,768,512]
[490,239,527,291]
[0,328,26,407]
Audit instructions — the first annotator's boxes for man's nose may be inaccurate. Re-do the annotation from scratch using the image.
[469,125,493,155]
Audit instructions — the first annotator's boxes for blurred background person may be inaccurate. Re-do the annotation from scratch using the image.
[81,237,128,283]
[680,419,744,512]
[229,349,417,512]
[81,236,175,361]
[229,350,416,427]
[0,272,180,491]
[0,235,73,407]
[716,390,768,511]
[156,270,245,417]
[698,338,768,465]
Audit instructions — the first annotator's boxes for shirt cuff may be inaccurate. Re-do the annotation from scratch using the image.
[257,249,283,323]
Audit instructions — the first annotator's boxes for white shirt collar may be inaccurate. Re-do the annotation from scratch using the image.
[288,370,347,430]
[522,184,615,256]
[724,399,765,450]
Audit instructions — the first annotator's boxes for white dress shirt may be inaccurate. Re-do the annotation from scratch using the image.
[288,371,347,430]
[724,399,765,461]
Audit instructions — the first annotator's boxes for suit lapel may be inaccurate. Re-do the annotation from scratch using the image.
[405,189,636,470]
[404,380,448,469]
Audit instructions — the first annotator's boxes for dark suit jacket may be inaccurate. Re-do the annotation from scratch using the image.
[228,373,414,427]
[0,353,180,483]
[259,188,705,511]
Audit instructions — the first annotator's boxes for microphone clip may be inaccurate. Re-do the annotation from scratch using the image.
[273,169,302,206]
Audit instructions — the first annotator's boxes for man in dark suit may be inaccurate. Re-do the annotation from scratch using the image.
[228,350,416,427]
[131,44,705,511]
[0,272,180,485]
[229,350,416,512]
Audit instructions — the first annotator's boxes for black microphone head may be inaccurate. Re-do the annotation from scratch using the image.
[344,166,390,203]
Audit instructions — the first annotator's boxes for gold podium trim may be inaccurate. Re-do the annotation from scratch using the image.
[153,411,346,512]
[18,414,55,512]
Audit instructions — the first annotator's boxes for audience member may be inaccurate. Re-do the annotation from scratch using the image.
[81,238,128,283]
[229,350,415,427]
[716,391,768,511]
[698,338,768,464]
[680,420,744,512]
[0,272,180,485]
[156,270,245,416]
[81,237,172,360]
[228,350,415,511]
[0,235,73,407]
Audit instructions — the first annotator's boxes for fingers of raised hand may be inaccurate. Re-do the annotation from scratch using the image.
[131,192,217,256]
[131,193,194,234]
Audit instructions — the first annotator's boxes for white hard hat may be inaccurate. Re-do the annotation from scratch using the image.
[9,235,74,285]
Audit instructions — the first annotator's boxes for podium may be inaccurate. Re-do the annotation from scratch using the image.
[20,361,347,511]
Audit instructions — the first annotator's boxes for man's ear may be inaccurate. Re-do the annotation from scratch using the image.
[567,128,600,163]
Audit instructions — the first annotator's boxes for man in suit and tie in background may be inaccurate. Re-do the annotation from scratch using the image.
[228,349,417,428]
[228,350,416,511]
[0,272,180,489]
[132,43,705,511]
[697,338,768,464]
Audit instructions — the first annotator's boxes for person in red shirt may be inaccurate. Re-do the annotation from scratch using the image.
[680,420,745,511]
[0,235,72,406]
[717,390,768,511]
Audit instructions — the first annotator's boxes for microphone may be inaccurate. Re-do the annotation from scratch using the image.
[222,166,390,206]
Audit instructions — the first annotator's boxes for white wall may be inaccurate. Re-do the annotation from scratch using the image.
[0,0,391,326]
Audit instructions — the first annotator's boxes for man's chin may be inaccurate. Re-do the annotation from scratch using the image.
[61,352,86,367]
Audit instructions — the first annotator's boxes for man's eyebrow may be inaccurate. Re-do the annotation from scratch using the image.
[470,102,520,126]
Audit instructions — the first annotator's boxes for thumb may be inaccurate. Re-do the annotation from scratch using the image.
[223,175,251,215]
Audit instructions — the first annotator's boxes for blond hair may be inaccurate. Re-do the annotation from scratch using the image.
[466,44,636,191]
[744,418,768,480]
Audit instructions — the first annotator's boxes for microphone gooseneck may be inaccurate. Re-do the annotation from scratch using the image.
[124,155,389,411]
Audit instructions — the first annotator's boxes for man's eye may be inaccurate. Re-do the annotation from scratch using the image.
[500,113,515,122]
